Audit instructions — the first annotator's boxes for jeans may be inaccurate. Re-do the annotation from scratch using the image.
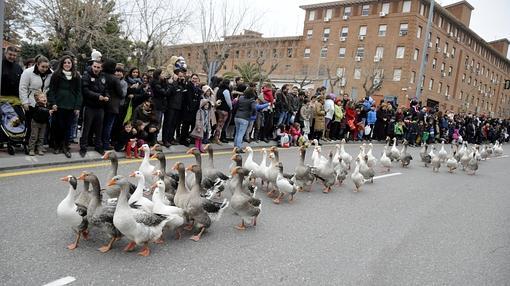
[234,117,249,148]
[80,106,104,150]
[102,112,116,148]
[276,111,289,126]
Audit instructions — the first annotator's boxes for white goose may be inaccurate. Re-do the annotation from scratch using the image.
[389,138,400,162]
[128,171,154,212]
[274,162,298,204]
[438,141,448,162]
[380,146,392,172]
[494,141,504,157]
[446,151,458,173]
[151,180,185,240]
[138,144,155,188]
[350,160,366,192]
[109,175,170,257]
[57,175,88,250]
[366,143,377,168]
[339,139,353,169]
[244,146,262,180]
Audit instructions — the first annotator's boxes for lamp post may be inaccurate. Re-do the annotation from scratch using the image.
[415,0,435,101]
[0,0,5,91]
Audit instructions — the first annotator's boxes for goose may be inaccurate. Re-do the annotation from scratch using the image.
[460,147,471,171]
[350,160,366,192]
[494,141,504,157]
[420,143,429,164]
[243,146,262,182]
[228,154,257,196]
[311,140,328,167]
[359,155,375,183]
[486,144,494,156]
[332,144,342,167]
[333,157,349,185]
[151,180,185,241]
[339,139,353,169]
[480,145,489,160]
[467,152,479,175]
[446,151,458,173]
[108,175,169,256]
[172,162,191,211]
[265,152,280,197]
[474,145,482,161]
[203,144,230,184]
[78,172,121,253]
[274,162,299,203]
[311,151,337,193]
[186,148,226,197]
[269,146,294,179]
[457,142,468,162]
[128,171,154,212]
[138,144,156,188]
[389,137,400,162]
[366,143,377,168]
[430,146,441,172]
[186,164,229,241]
[230,167,261,229]
[380,146,392,172]
[150,151,179,191]
[257,148,269,185]
[399,141,413,168]
[438,141,448,162]
[292,146,315,192]
[356,144,367,162]
[102,151,136,199]
[57,175,88,250]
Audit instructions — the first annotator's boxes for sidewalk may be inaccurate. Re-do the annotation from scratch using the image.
[0,140,282,172]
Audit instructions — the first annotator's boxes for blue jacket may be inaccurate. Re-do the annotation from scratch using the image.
[250,102,270,121]
[367,110,377,125]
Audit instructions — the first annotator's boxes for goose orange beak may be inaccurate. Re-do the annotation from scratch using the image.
[129,172,136,177]
[204,144,210,150]
[102,152,110,160]
[150,153,158,159]
[150,144,159,151]
[107,178,116,186]
[230,154,237,161]
[77,172,86,180]
[231,167,239,176]
[185,165,193,172]
[150,182,157,190]
[60,176,69,182]
[186,148,196,155]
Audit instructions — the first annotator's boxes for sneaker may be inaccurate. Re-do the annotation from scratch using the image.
[53,148,61,154]
[37,150,44,156]
[94,147,105,155]
[64,150,72,158]
[29,150,35,156]
[212,138,222,145]
[79,149,87,158]
[221,138,229,143]
[104,146,113,151]
[163,141,171,148]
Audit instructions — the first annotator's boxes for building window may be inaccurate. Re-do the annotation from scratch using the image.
[323,28,330,39]
[444,42,449,54]
[410,71,416,83]
[351,87,358,100]
[356,47,365,58]
[429,79,434,90]
[438,82,442,94]
[337,67,346,77]
[402,0,411,13]
[320,47,328,58]
[468,76,471,84]
[413,49,419,61]
[340,27,349,37]
[432,58,437,69]
[393,69,402,81]
[272,49,278,58]
[448,66,452,76]
[451,47,456,58]
[438,16,444,28]
[235,50,240,58]
[307,29,313,40]
[304,48,311,58]
[375,46,384,60]
[462,73,466,82]
[399,23,408,36]
[338,48,346,58]
[417,26,422,38]
[440,63,445,73]
[325,8,333,19]
[419,3,426,16]
[396,46,405,59]
[459,91,463,100]
[446,85,450,97]
[359,26,367,36]
[287,48,293,58]
[435,37,440,49]
[381,2,390,14]
[344,6,352,16]
[354,68,362,80]
[309,10,316,21]
[378,25,387,36]
[362,4,370,16]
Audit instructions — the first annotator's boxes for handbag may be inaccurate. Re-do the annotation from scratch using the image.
[364,125,372,134]
[123,99,133,124]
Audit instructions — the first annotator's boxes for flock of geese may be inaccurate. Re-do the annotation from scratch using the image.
[56,138,505,256]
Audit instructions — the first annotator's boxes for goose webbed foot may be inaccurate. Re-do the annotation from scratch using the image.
[67,232,81,250]
[98,236,117,253]
[123,241,136,252]
[183,223,194,231]
[288,194,294,202]
[81,229,89,240]
[154,236,165,244]
[138,243,150,256]
[322,187,331,193]
[175,229,182,240]
[235,220,246,230]
[252,216,257,226]
[190,227,206,242]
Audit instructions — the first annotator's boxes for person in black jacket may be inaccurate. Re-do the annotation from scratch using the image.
[180,73,202,147]
[149,69,170,146]
[1,46,23,99]
[79,60,108,157]
[101,60,123,150]
[163,69,186,145]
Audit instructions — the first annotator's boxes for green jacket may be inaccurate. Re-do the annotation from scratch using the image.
[333,105,344,122]
[48,74,82,110]
[394,122,404,135]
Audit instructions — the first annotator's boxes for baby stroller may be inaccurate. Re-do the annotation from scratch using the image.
[0,102,27,155]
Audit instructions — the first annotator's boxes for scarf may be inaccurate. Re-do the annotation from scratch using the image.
[63,70,72,80]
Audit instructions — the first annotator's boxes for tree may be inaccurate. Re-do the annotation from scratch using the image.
[326,65,348,95]
[362,62,385,97]
[292,75,314,90]
[234,62,259,83]
[196,0,262,78]
[119,0,191,68]
[29,0,131,62]
[4,0,40,44]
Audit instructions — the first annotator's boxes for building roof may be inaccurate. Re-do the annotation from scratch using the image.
[168,35,302,49]
[443,0,474,11]
[299,0,373,10]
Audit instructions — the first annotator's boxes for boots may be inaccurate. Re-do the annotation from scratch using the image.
[125,142,133,159]
[133,146,140,158]
[195,138,205,153]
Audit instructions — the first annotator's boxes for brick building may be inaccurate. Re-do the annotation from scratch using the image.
[166,0,510,117]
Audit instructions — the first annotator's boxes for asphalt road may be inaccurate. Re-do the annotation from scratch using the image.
[0,143,509,286]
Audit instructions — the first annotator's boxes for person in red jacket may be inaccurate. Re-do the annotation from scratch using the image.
[344,101,357,141]
[260,83,275,142]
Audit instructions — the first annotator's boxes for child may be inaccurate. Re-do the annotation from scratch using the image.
[190,99,212,153]
[28,91,55,156]
[276,124,291,147]
[299,98,313,141]
[289,122,302,146]
[116,121,139,158]
[394,119,404,143]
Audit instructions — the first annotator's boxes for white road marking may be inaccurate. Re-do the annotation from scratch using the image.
[373,172,402,180]
[43,276,76,286]
[486,155,508,160]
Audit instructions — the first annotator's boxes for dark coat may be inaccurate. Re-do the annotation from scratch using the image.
[167,80,188,110]
[150,79,169,112]
[1,57,23,97]
[105,74,123,114]
[81,71,107,108]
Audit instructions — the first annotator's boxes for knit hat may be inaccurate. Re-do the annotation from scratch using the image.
[91,49,102,61]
